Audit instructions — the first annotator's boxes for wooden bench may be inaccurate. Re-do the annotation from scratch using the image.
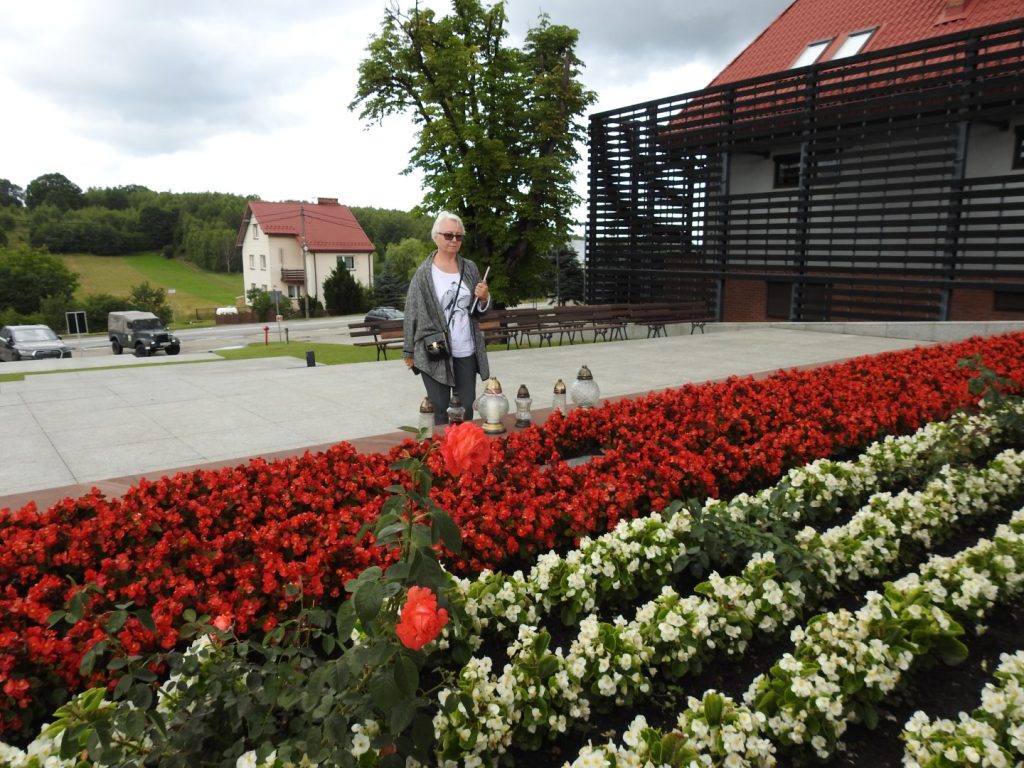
[628,302,715,336]
[348,319,405,360]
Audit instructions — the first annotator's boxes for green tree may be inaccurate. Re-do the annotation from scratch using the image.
[127,281,173,324]
[246,286,276,321]
[25,172,84,210]
[0,179,24,207]
[0,208,16,247]
[547,244,585,305]
[350,206,432,259]
[322,264,368,315]
[351,0,595,305]
[0,244,79,315]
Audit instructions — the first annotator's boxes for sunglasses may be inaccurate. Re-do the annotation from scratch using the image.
[439,232,465,242]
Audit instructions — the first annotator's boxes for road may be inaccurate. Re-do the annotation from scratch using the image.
[60,315,366,358]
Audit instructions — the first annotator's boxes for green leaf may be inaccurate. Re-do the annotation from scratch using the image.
[136,609,156,633]
[388,698,417,734]
[394,655,420,697]
[80,641,106,676]
[104,610,129,634]
[369,673,402,712]
[430,508,463,554]
[935,635,969,666]
[353,580,386,626]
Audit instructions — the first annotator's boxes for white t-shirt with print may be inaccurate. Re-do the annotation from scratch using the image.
[431,264,475,358]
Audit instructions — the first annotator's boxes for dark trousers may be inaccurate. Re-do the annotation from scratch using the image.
[422,355,479,424]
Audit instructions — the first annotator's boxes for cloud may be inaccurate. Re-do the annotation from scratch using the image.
[4,0,345,155]
[0,0,790,214]
[507,0,785,94]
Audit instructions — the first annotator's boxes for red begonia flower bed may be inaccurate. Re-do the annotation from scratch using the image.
[0,332,1021,737]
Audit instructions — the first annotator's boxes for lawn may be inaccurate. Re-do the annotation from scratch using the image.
[63,252,244,321]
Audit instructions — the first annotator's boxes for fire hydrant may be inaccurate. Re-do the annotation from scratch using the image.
[263,325,269,345]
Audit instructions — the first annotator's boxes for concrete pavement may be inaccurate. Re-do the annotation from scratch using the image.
[3,320,1023,513]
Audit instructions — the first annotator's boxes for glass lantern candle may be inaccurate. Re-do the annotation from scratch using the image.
[552,379,568,415]
[570,364,600,409]
[514,384,532,427]
[477,377,509,434]
[418,397,435,435]
[446,392,465,425]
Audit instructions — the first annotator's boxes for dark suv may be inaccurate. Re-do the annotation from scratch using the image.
[0,324,72,361]
[108,311,181,356]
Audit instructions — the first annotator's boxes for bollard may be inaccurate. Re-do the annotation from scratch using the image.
[285,328,289,344]
[263,326,269,346]
[306,351,316,367]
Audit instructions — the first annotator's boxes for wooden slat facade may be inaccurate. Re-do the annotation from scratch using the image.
[587,19,1024,321]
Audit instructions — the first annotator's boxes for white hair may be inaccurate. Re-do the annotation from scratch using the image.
[431,211,465,237]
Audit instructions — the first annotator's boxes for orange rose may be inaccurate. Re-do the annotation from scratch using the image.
[395,586,449,650]
[440,421,490,475]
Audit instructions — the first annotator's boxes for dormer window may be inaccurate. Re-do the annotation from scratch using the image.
[832,29,875,59]
[792,39,832,68]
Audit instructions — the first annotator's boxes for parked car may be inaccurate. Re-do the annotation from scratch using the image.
[364,306,404,323]
[0,324,73,361]
[108,311,181,356]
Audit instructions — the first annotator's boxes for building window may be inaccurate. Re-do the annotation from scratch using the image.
[994,291,1024,312]
[832,29,875,60]
[260,254,266,271]
[261,284,268,292]
[287,285,301,299]
[338,255,355,270]
[792,39,832,68]
[249,254,255,269]
[774,153,801,188]
[1013,126,1024,170]
[767,282,791,319]
[251,222,260,239]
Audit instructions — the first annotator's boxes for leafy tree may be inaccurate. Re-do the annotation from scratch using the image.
[127,281,173,324]
[386,237,432,281]
[138,204,179,250]
[351,0,595,305]
[322,264,368,315]
[373,262,411,309]
[25,172,84,210]
[82,292,131,332]
[0,179,24,207]
[0,244,79,315]
[246,286,276,322]
[350,206,431,259]
[547,245,585,305]
[0,208,16,246]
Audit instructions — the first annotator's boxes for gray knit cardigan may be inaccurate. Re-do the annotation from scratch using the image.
[402,251,491,386]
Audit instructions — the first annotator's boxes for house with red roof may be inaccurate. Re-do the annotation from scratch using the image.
[236,198,375,311]
[586,0,1024,322]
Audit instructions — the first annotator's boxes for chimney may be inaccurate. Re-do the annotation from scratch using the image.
[316,197,339,206]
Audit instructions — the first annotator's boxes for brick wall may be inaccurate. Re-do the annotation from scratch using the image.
[722,280,767,322]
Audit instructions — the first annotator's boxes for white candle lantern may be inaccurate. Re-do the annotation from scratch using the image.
[570,364,600,409]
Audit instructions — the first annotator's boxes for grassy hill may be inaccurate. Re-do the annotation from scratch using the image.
[63,253,244,322]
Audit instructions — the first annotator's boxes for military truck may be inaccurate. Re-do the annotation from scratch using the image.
[108,311,181,357]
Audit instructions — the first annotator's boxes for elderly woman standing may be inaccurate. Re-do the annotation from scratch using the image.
[403,211,492,424]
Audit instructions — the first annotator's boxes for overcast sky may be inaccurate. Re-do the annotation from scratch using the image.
[0,0,787,226]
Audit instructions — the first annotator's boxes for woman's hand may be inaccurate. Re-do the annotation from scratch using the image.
[474,281,490,302]
[404,356,414,369]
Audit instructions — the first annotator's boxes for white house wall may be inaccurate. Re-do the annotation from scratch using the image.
[240,221,373,307]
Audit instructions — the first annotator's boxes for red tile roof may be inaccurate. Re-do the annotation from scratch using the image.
[244,200,374,253]
[711,0,1024,86]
